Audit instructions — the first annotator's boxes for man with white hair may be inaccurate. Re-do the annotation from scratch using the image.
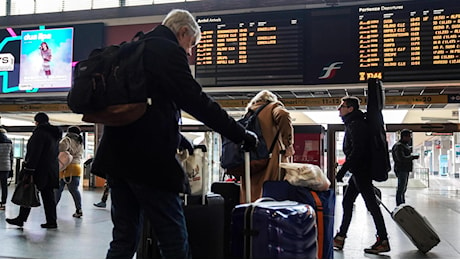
[91,9,258,258]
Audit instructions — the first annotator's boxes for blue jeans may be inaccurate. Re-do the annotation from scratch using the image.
[395,170,409,206]
[55,176,82,210]
[106,176,190,259]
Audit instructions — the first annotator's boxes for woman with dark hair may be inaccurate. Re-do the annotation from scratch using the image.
[6,112,62,228]
[55,126,85,218]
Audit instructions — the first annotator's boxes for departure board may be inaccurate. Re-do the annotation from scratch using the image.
[357,1,460,82]
[195,10,306,86]
[194,0,460,87]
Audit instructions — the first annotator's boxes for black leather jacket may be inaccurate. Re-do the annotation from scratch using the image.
[92,25,247,193]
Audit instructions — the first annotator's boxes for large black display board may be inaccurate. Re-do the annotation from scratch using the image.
[195,10,306,86]
[195,0,460,86]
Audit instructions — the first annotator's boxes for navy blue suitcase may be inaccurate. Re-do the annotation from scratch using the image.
[263,181,335,259]
[231,198,318,259]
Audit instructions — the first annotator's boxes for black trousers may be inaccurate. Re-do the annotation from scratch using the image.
[18,187,57,224]
[338,174,388,240]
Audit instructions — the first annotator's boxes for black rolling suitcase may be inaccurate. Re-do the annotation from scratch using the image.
[183,193,225,258]
[137,217,161,258]
[137,145,225,259]
[137,193,225,259]
[211,181,240,258]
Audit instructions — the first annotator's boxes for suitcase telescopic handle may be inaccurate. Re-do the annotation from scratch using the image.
[244,151,251,203]
[375,194,392,215]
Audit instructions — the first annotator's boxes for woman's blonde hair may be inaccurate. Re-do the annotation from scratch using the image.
[245,90,279,112]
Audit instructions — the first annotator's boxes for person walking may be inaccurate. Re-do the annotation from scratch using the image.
[90,9,258,259]
[0,128,14,210]
[239,90,295,203]
[391,129,419,206]
[55,126,85,218]
[94,181,110,208]
[334,96,390,254]
[6,112,62,228]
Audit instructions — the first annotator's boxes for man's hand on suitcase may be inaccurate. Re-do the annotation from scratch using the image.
[242,130,259,152]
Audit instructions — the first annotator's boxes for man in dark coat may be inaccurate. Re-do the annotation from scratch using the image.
[333,96,390,254]
[392,129,419,206]
[6,112,62,229]
[91,9,258,259]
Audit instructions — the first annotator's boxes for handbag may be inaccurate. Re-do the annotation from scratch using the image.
[279,162,331,191]
[58,150,73,172]
[11,174,41,208]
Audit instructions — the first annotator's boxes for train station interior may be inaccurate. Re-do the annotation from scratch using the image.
[1,0,460,258]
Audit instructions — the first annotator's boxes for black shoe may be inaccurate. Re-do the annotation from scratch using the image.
[73,209,83,218]
[6,217,24,227]
[40,223,57,229]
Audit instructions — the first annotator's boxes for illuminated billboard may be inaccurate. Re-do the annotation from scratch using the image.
[19,28,74,91]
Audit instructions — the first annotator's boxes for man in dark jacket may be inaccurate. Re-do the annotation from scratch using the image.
[333,96,390,254]
[6,112,62,229]
[392,129,419,206]
[91,9,258,259]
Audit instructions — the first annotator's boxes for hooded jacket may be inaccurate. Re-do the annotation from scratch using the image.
[338,109,371,177]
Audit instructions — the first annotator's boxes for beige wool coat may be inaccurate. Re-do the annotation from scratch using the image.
[240,101,294,203]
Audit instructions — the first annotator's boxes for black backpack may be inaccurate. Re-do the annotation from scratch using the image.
[67,31,150,126]
[366,78,391,182]
[220,102,279,177]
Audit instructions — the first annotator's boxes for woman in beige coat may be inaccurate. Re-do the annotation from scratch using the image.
[240,90,295,203]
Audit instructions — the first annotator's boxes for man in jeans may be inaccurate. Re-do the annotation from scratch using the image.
[91,9,258,258]
[392,129,419,206]
[334,96,390,254]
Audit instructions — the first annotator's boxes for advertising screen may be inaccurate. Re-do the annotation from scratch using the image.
[0,23,104,95]
[19,28,74,91]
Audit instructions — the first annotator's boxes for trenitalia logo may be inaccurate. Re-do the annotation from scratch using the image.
[318,61,344,79]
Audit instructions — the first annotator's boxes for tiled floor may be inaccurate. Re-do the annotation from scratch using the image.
[334,175,460,259]
[0,175,459,259]
[0,185,113,259]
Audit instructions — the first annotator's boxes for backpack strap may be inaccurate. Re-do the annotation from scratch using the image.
[251,102,280,154]
[132,31,145,41]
